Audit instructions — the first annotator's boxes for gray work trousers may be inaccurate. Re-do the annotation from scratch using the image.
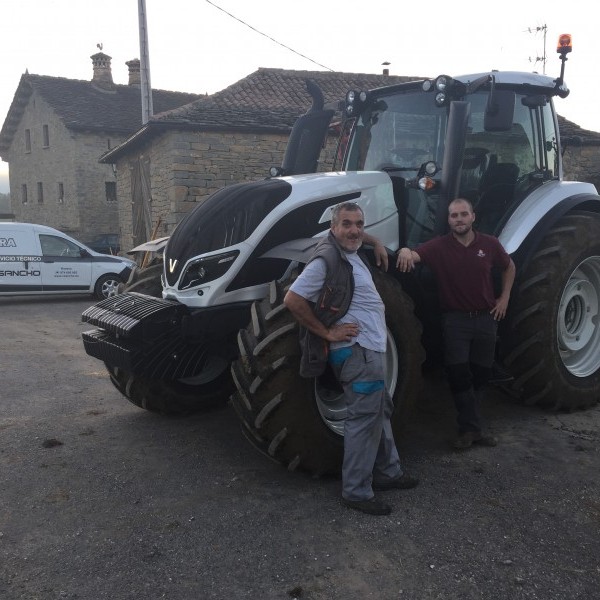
[329,343,403,501]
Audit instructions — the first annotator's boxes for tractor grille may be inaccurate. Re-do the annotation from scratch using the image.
[81,292,187,338]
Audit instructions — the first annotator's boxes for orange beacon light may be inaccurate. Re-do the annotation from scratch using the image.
[557,34,572,54]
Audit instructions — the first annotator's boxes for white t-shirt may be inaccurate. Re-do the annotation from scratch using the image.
[289,251,387,352]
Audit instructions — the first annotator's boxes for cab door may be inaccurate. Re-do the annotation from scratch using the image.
[0,227,43,293]
[38,233,92,293]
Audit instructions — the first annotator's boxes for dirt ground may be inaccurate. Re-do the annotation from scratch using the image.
[1,296,599,600]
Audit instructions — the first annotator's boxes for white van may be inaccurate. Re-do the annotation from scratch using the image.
[0,223,136,300]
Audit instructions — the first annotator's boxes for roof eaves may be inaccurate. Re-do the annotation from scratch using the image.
[100,123,153,163]
[100,118,294,163]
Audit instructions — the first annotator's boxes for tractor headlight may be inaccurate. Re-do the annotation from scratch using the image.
[435,75,451,92]
[435,92,447,107]
[433,75,457,106]
[345,89,369,117]
[179,250,239,290]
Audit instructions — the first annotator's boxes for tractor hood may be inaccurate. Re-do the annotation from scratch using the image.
[162,171,397,307]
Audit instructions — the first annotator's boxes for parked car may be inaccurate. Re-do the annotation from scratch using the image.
[0,223,135,299]
[85,233,120,255]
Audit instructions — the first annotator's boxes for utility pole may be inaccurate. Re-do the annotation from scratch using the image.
[527,24,548,74]
[138,0,154,123]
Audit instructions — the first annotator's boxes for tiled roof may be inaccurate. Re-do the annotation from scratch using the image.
[204,68,417,110]
[0,73,201,153]
[557,115,600,143]
[151,68,420,126]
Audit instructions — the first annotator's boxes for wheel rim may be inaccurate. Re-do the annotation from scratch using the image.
[557,256,600,377]
[102,278,121,298]
[314,328,399,436]
[177,355,229,386]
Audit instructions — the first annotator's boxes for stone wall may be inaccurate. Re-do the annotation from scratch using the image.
[562,145,600,191]
[6,89,123,242]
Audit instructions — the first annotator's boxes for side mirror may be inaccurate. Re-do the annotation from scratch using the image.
[522,95,548,108]
[484,90,515,132]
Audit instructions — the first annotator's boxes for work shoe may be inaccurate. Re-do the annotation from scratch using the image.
[453,431,498,450]
[488,361,515,384]
[372,473,420,491]
[342,497,392,516]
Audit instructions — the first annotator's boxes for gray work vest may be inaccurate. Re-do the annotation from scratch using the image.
[299,231,370,378]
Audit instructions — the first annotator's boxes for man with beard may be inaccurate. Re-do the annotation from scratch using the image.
[284,202,419,515]
[396,198,515,449]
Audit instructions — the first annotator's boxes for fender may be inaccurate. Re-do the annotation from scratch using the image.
[499,180,600,265]
[259,237,320,264]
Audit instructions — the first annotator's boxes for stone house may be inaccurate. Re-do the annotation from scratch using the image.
[0,52,200,241]
[558,117,600,190]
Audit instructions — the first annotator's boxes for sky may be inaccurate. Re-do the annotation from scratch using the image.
[1,0,598,193]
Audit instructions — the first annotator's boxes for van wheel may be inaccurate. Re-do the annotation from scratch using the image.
[94,274,122,299]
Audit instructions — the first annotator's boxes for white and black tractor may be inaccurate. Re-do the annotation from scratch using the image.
[82,37,600,474]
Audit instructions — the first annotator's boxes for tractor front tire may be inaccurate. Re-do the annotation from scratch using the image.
[105,262,234,415]
[230,270,424,475]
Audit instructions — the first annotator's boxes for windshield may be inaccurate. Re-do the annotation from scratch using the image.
[343,85,558,242]
[345,89,445,172]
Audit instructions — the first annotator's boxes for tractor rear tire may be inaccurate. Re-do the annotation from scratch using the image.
[503,212,600,410]
[230,269,424,475]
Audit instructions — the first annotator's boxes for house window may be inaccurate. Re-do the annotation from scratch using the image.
[37,182,44,203]
[25,129,31,153]
[58,182,64,203]
[21,184,28,204]
[42,124,50,147]
[105,181,117,202]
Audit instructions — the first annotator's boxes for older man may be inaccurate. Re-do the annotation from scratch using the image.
[284,202,418,516]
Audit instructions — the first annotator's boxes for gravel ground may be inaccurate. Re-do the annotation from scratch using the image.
[1,295,599,600]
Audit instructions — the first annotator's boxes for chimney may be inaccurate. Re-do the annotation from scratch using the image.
[382,61,391,77]
[90,52,114,90]
[383,68,389,76]
[126,58,141,86]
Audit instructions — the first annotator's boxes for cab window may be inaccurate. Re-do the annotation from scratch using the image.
[40,235,82,258]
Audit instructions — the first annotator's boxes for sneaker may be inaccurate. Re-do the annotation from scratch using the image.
[473,434,498,447]
[453,431,498,450]
[372,473,420,491]
[488,361,515,384]
[342,497,392,515]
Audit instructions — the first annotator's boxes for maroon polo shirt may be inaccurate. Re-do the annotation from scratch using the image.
[415,231,511,312]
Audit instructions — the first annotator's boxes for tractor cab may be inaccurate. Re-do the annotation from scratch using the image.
[337,52,570,244]
[331,39,573,365]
